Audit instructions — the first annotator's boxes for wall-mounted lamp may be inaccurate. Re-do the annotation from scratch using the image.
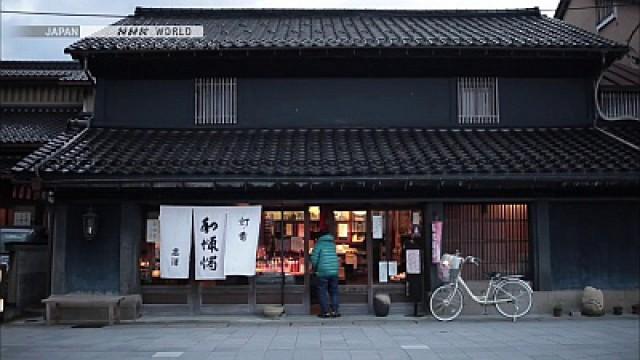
[46,191,55,205]
[82,207,98,241]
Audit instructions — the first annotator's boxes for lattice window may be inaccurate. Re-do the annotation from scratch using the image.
[600,90,640,119]
[596,0,616,29]
[194,77,237,125]
[442,203,530,281]
[457,77,499,125]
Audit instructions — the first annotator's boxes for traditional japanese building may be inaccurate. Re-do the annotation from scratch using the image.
[1,61,92,229]
[555,0,639,124]
[12,7,640,318]
[0,61,93,319]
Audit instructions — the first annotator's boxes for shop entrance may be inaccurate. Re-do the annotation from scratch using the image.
[307,207,424,314]
[138,204,424,315]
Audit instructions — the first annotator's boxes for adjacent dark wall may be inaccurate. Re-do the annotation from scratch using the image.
[65,205,120,293]
[549,201,640,290]
[499,78,592,127]
[95,79,193,128]
[93,77,592,128]
[238,78,451,128]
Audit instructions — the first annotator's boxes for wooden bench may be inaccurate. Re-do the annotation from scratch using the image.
[42,295,126,325]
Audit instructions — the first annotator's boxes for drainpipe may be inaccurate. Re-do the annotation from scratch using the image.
[82,56,96,86]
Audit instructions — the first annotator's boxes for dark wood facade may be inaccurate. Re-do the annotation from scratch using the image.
[13,8,639,315]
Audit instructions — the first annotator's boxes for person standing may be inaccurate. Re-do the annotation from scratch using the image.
[311,221,340,318]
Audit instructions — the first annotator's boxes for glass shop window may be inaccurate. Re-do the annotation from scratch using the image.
[330,210,368,285]
[372,210,420,284]
[256,210,306,284]
[442,203,530,281]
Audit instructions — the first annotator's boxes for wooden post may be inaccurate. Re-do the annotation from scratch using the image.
[51,205,68,295]
[534,201,552,291]
[303,207,311,314]
[120,203,141,295]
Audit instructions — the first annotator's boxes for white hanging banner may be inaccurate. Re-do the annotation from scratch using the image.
[159,206,193,279]
[223,206,262,276]
[193,207,227,280]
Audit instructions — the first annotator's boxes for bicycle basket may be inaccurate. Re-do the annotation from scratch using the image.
[438,254,461,283]
[438,265,460,283]
[441,253,462,269]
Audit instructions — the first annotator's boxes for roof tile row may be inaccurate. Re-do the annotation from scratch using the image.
[13,126,640,181]
[66,8,625,53]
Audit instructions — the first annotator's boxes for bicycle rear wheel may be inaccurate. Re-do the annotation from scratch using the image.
[493,280,532,319]
[429,284,463,321]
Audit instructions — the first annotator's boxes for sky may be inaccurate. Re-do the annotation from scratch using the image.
[0,0,561,60]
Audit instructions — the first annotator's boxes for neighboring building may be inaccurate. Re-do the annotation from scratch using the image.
[556,0,640,120]
[13,8,640,317]
[0,61,93,319]
[0,61,92,228]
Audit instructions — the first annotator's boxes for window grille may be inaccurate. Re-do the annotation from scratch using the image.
[596,0,615,29]
[600,90,640,119]
[442,203,530,281]
[457,77,499,125]
[194,77,237,125]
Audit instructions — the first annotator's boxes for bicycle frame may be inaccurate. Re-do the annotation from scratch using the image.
[452,276,514,305]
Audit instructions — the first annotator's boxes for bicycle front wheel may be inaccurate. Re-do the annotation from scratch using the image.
[429,284,464,321]
[494,280,533,319]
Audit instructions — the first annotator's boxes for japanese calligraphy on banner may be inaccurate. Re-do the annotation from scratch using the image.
[159,206,193,279]
[159,205,262,279]
[432,221,443,264]
[224,206,262,276]
[193,207,227,280]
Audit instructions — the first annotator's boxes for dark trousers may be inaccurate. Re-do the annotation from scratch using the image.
[317,276,339,314]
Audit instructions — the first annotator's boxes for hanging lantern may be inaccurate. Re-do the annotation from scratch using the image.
[82,207,98,241]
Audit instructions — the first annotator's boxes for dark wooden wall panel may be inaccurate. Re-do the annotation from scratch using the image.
[549,202,640,290]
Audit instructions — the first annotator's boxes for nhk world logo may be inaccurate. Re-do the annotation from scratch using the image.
[95,25,204,38]
[17,25,204,38]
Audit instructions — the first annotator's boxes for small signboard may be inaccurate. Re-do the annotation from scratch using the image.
[146,219,160,243]
[13,211,32,226]
[378,261,398,282]
[372,215,384,239]
[406,249,421,274]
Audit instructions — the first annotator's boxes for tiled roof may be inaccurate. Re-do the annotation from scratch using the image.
[601,63,640,88]
[13,127,640,184]
[0,109,80,145]
[0,154,25,175]
[600,121,640,148]
[0,61,89,82]
[66,8,625,54]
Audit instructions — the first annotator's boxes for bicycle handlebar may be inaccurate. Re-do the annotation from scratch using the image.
[464,256,481,266]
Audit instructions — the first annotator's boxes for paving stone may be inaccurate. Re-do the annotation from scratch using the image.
[1,318,637,360]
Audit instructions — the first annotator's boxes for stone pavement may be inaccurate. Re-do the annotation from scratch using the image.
[1,316,638,360]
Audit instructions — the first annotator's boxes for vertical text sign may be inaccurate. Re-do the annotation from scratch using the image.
[159,206,193,279]
[223,206,262,276]
[193,207,227,280]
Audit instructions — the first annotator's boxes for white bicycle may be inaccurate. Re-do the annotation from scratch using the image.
[429,252,533,322]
